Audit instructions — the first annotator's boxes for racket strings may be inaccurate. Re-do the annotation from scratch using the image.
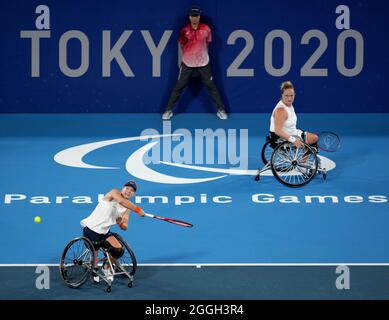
[318,132,340,151]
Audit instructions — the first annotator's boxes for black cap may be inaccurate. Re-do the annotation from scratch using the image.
[124,180,137,192]
[188,6,202,16]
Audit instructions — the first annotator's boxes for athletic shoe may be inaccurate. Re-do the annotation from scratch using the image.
[217,110,228,120]
[102,267,114,282]
[92,268,100,283]
[162,110,173,120]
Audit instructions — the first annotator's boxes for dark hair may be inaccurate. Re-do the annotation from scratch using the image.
[280,81,294,94]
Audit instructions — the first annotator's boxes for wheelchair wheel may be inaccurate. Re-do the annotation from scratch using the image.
[59,237,95,288]
[261,141,273,165]
[271,141,318,187]
[111,233,137,278]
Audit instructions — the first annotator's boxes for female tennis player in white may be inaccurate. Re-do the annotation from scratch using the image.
[269,81,318,148]
[80,180,145,282]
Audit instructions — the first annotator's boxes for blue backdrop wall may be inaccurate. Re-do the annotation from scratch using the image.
[0,0,388,113]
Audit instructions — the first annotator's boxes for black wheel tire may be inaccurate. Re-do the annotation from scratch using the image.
[111,233,137,276]
[128,282,133,288]
[261,141,272,165]
[59,237,95,289]
[106,287,111,293]
[254,174,260,182]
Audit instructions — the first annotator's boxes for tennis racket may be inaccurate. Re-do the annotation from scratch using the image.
[144,213,193,228]
[316,131,341,152]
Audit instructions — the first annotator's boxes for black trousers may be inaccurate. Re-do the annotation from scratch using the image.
[165,63,225,112]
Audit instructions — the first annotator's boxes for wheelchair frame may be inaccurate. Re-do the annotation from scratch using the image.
[255,136,327,187]
[59,232,137,293]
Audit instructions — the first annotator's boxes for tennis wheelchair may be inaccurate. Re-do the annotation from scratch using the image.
[254,134,328,187]
[59,233,137,293]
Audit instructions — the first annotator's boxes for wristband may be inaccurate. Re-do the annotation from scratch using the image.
[288,136,296,143]
[133,206,141,213]
[120,222,127,230]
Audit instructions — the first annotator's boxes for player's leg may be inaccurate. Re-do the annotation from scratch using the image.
[301,131,319,153]
[106,236,125,267]
[99,235,123,282]
[305,132,319,145]
[163,64,193,119]
[106,235,123,251]
[197,64,228,119]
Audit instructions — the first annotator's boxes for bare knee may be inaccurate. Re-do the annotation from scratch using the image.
[106,235,121,249]
[306,132,318,144]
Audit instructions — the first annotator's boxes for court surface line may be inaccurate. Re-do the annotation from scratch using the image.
[1,263,389,267]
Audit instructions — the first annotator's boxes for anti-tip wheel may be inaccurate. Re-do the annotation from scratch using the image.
[254,174,260,181]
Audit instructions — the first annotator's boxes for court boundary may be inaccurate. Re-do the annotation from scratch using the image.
[1,263,388,267]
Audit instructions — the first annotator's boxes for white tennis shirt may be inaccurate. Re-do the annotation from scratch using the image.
[80,199,127,234]
[269,100,300,136]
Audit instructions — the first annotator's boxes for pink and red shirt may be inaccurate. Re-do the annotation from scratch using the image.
[179,23,212,67]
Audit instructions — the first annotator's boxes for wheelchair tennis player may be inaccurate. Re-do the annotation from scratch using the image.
[269,81,318,149]
[80,180,145,282]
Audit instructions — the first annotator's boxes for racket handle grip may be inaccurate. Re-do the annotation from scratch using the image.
[143,213,154,218]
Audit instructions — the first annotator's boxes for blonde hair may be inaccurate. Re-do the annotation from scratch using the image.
[280,81,294,94]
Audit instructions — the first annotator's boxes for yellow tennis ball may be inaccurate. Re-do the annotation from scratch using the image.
[34,216,41,223]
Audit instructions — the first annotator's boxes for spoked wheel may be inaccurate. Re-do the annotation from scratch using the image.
[59,237,95,288]
[261,141,273,165]
[271,141,318,187]
[111,233,137,280]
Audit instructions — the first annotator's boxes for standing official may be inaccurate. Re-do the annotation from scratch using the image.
[162,6,228,120]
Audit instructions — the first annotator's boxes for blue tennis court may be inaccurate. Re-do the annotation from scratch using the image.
[1,0,389,301]
[1,113,388,267]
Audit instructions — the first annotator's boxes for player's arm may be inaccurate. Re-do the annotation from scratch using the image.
[117,209,130,231]
[274,108,303,147]
[108,189,146,217]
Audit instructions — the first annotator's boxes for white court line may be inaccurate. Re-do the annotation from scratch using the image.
[1,263,389,267]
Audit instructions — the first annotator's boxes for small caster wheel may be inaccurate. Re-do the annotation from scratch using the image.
[106,287,111,293]
[128,282,133,288]
[254,174,260,182]
[323,173,327,180]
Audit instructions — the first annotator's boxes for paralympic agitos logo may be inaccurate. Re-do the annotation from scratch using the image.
[54,123,336,184]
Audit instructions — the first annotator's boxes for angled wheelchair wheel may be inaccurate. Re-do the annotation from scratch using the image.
[111,233,137,278]
[271,141,318,187]
[261,141,273,165]
[59,237,95,288]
